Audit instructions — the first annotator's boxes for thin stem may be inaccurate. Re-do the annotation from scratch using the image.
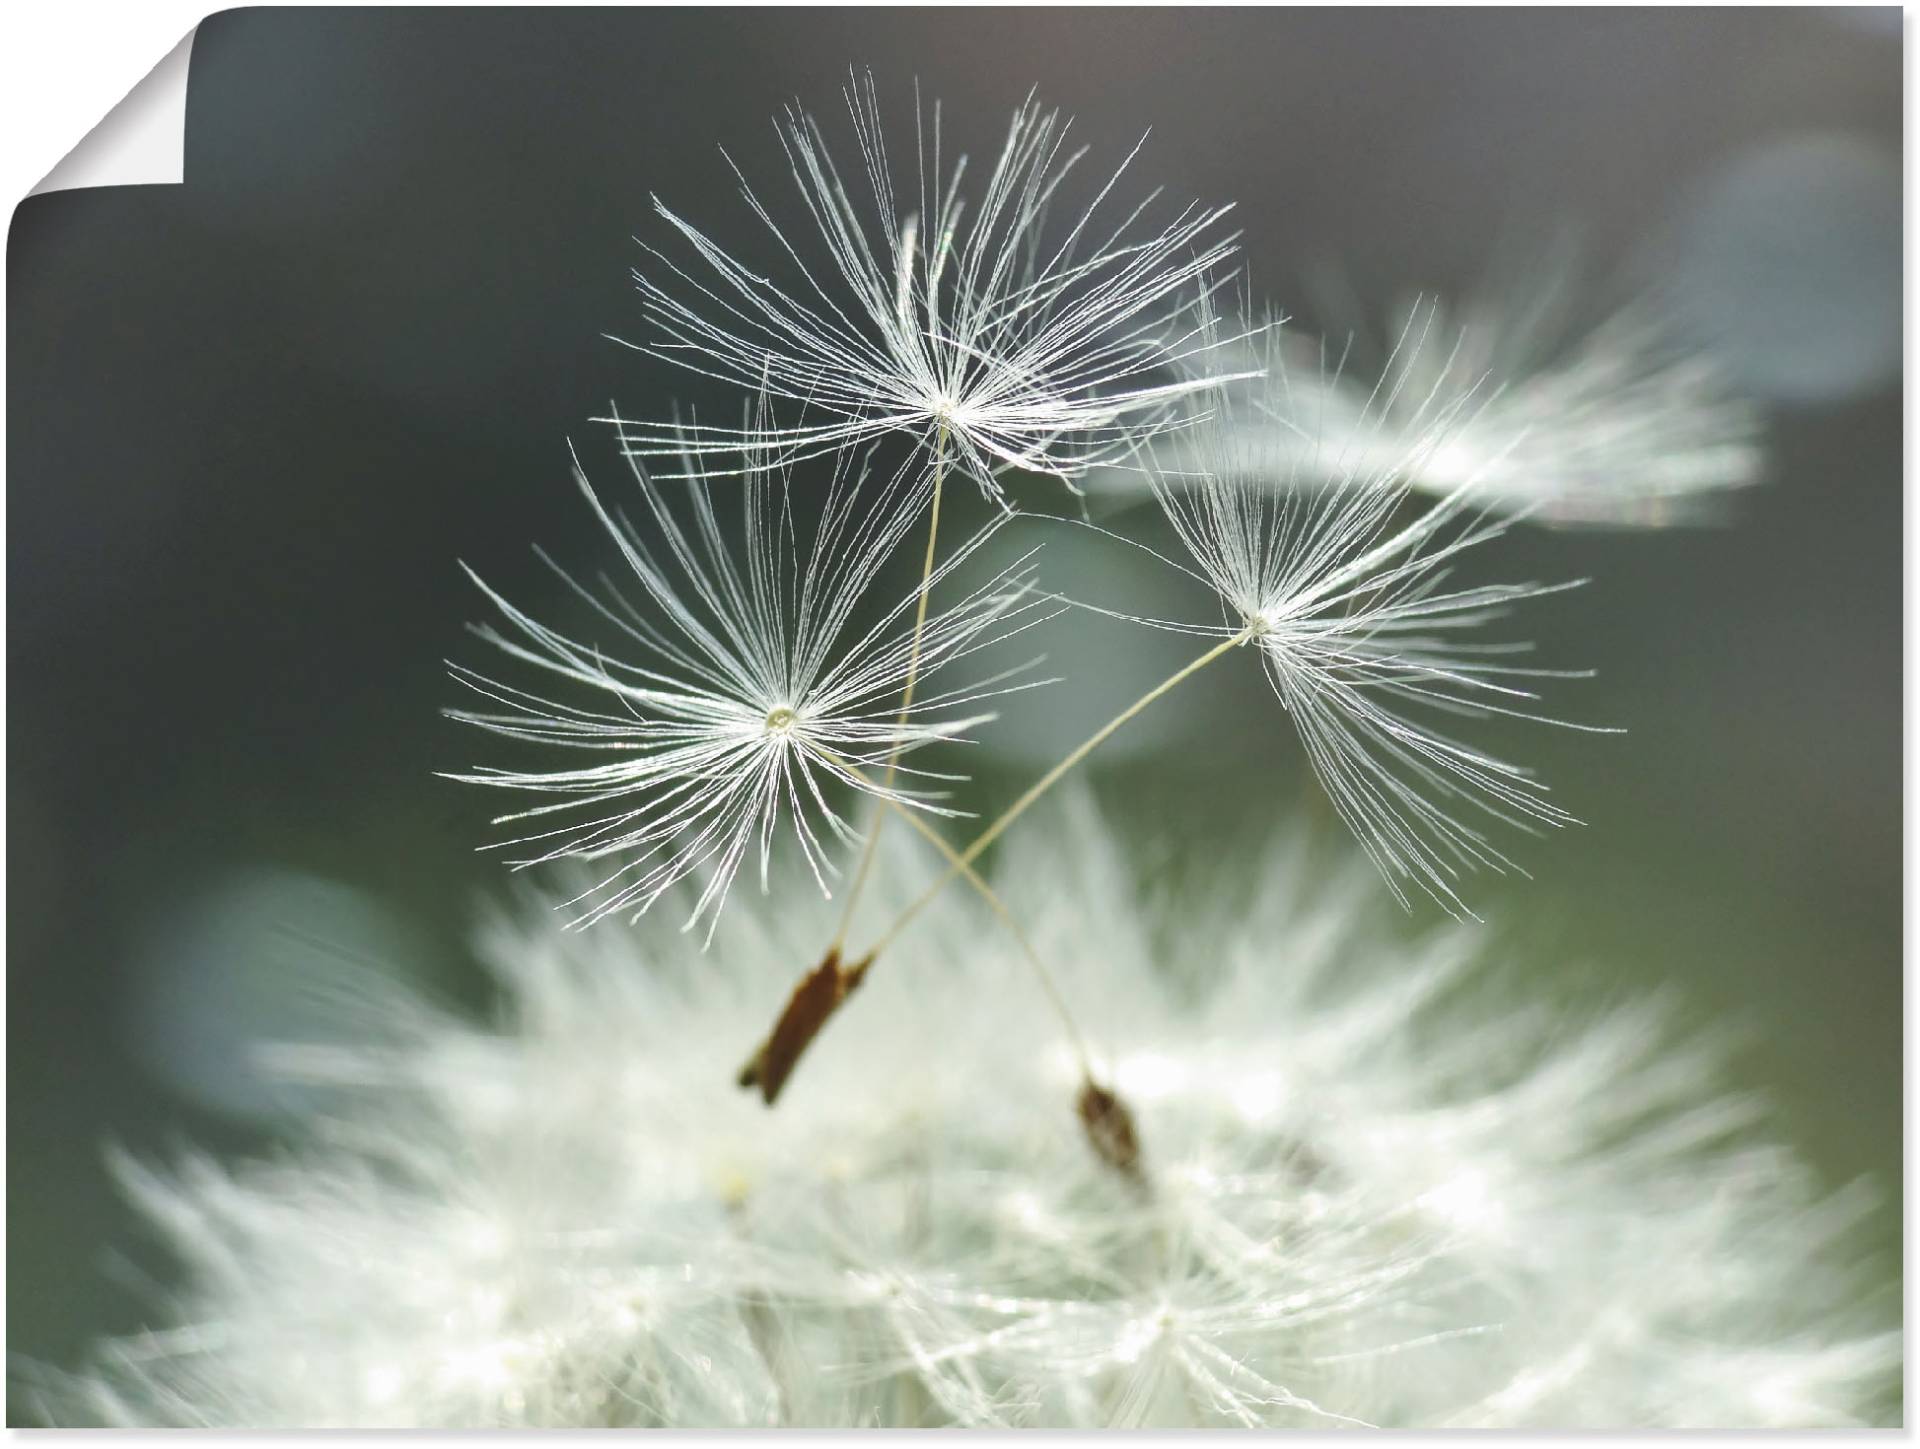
[831,424,949,949]
[826,751,1095,1079]
[863,624,1257,959]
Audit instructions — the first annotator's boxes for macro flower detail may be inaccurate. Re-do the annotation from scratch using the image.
[32,805,1896,1428]
[1124,325,1611,916]
[608,75,1253,498]
[21,52,1887,1436]
[444,419,1053,937]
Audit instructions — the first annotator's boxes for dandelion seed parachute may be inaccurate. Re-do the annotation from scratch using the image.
[1105,317,1614,918]
[607,73,1255,500]
[33,801,1894,1428]
[1123,266,1764,528]
[443,415,1057,939]
[1300,283,1763,526]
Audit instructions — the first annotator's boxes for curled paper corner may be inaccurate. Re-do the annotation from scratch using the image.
[30,27,196,196]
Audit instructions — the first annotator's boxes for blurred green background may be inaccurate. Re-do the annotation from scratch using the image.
[8,8,1900,1404]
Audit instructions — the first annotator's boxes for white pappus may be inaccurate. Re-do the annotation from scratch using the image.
[443,410,1057,938]
[31,799,1896,1428]
[1126,263,1764,528]
[1103,318,1617,918]
[608,72,1256,499]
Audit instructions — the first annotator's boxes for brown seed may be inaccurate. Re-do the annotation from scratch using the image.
[1077,1078,1144,1178]
[737,946,874,1105]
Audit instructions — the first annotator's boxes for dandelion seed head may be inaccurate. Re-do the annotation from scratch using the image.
[33,800,1895,1428]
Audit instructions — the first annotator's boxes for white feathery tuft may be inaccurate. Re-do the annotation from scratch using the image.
[1124,266,1764,528]
[443,410,1058,938]
[606,73,1256,500]
[30,800,1896,1428]
[1301,277,1763,526]
[1109,315,1616,917]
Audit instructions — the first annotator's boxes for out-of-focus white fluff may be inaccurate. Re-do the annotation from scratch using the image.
[40,801,1893,1428]
[1094,272,1763,530]
[1288,289,1765,527]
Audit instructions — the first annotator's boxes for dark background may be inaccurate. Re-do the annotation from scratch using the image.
[8,7,1902,1393]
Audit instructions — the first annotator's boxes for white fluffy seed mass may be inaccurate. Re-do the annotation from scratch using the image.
[41,804,1894,1428]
